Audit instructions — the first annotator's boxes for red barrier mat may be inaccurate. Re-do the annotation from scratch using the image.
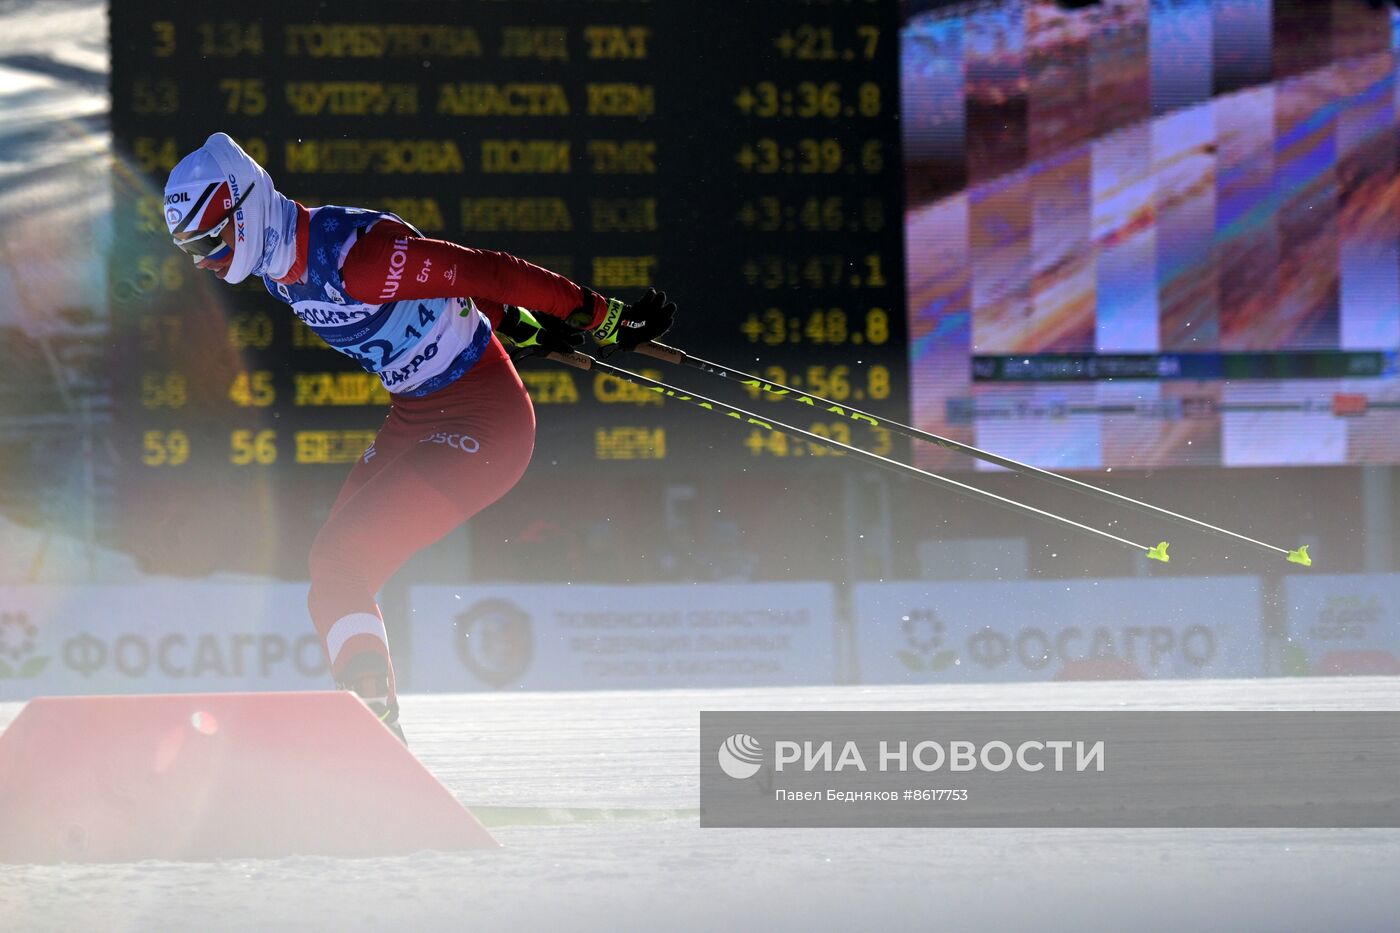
[0,691,496,862]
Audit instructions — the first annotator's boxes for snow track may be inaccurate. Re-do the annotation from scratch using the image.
[2,678,1397,932]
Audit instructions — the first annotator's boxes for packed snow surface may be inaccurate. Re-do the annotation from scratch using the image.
[2,678,1398,932]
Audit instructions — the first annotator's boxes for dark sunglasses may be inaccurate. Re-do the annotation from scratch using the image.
[171,181,255,258]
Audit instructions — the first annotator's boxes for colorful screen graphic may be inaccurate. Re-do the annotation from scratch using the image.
[903,0,1400,470]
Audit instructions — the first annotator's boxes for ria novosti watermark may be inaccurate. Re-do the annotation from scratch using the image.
[700,711,1400,828]
[750,734,1104,774]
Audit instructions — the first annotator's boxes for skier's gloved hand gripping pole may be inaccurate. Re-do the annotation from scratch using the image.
[493,288,674,362]
[627,340,1313,568]
[545,346,1172,564]
[589,287,677,353]
[495,305,585,361]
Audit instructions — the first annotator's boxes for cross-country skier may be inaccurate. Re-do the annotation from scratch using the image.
[162,133,676,740]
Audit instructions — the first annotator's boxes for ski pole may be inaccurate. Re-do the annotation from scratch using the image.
[630,341,1311,568]
[546,349,1171,564]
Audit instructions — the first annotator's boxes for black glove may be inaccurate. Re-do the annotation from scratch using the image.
[496,306,584,361]
[591,287,677,352]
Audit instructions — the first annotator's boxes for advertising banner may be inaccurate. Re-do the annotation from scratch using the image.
[852,578,1264,683]
[408,583,837,691]
[1283,574,1400,675]
[0,584,327,700]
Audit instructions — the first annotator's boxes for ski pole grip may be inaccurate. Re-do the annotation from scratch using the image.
[634,341,686,365]
[546,350,594,370]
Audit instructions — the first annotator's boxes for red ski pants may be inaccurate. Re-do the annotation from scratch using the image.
[306,337,535,700]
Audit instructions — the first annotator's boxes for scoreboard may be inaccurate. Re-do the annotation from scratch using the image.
[108,1,907,574]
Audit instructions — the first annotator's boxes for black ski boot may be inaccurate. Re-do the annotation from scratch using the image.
[337,654,406,745]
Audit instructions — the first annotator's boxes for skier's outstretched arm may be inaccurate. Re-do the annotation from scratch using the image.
[339,219,602,327]
[339,219,676,351]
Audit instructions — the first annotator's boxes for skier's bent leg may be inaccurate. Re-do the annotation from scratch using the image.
[306,355,536,724]
[306,465,467,714]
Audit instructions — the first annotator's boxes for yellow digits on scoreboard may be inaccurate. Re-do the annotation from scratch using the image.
[151,21,175,57]
[228,372,275,408]
[142,430,189,467]
[230,429,277,466]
